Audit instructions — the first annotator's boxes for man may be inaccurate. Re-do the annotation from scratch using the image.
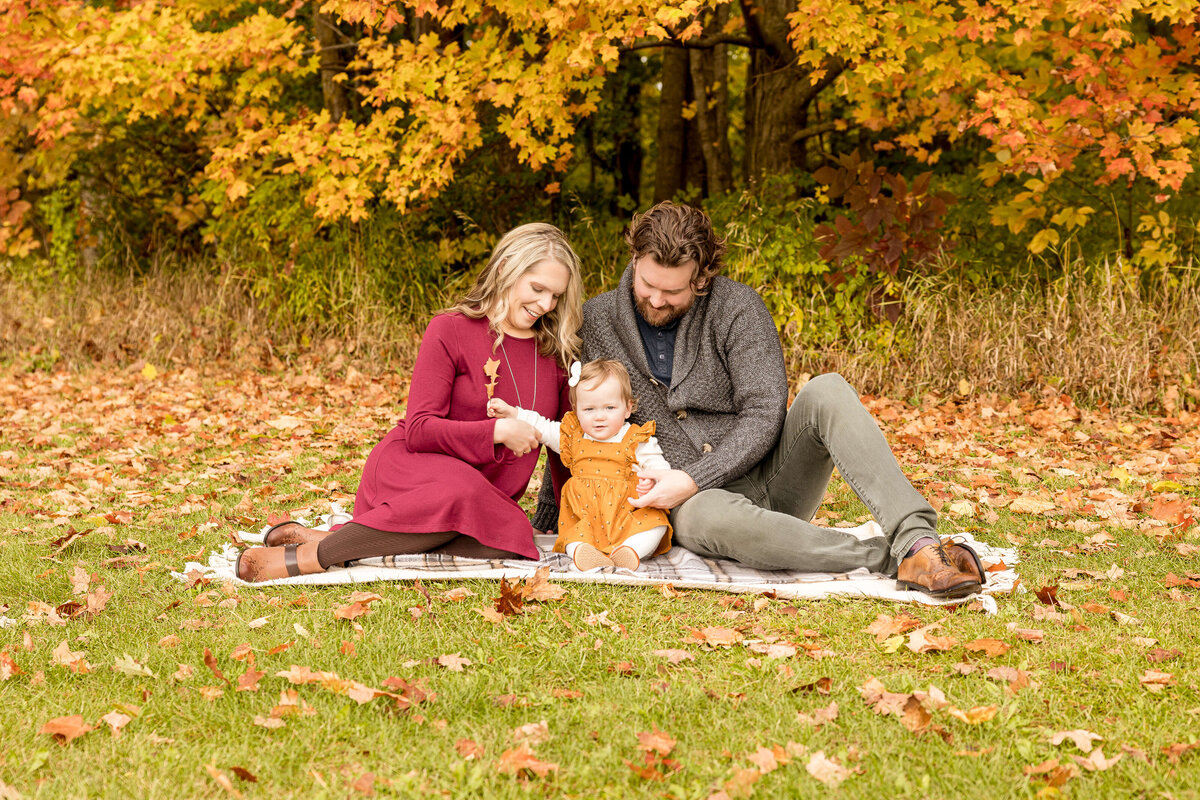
[533,202,983,597]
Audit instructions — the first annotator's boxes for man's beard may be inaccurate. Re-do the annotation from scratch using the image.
[634,292,693,327]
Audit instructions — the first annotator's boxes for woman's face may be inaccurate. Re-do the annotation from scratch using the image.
[501,259,571,337]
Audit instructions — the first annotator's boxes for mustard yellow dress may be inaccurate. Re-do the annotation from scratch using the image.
[554,412,672,556]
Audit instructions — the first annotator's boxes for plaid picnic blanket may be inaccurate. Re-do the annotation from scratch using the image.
[175,504,1020,612]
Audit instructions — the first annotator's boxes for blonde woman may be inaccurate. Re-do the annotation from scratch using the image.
[236,223,583,581]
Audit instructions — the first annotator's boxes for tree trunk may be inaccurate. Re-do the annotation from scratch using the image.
[740,0,842,183]
[613,52,644,209]
[314,9,352,122]
[687,7,733,196]
[654,48,689,203]
[745,48,808,179]
[684,81,707,198]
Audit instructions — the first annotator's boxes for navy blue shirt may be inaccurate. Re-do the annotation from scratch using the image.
[635,311,680,386]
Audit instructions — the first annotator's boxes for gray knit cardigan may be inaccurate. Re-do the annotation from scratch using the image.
[531,263,788,530]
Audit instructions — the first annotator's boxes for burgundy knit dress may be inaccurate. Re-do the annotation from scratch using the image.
[336,313,568,559]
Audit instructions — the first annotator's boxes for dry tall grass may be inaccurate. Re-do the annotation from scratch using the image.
[790,264,1200,410]
[4,258,1198,410]
[0,260,422,369]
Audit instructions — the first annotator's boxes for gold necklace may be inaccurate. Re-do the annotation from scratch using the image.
[498,338,537,410]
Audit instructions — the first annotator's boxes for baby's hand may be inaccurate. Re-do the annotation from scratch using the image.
[487,398,516,419]
[636,476,656,496]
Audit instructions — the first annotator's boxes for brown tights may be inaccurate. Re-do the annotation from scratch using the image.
[316,522,522,570]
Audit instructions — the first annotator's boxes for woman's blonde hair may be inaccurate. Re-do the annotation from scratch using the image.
[570,359,637,413]
[444,222,583,367]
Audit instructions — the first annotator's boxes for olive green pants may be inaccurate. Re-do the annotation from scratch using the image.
[671,374,936,575]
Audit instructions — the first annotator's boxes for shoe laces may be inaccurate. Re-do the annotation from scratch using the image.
[932,540,954,567]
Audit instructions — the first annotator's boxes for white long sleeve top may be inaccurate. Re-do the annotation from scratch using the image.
[513,408,671,472]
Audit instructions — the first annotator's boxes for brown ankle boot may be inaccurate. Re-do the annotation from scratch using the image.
[263,521,327,547]
[896,541,982,598]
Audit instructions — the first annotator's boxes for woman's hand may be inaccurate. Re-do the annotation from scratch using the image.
[493,418,541,457]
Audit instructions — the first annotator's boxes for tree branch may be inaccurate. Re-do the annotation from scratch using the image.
[737,0,769,51]
[799,57,848,105]
[620,34,757,53]
[790,120,844,144]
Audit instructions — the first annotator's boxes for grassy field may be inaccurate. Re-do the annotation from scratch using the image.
[1,355,1198,799]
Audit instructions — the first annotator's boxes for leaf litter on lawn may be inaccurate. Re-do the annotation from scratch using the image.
[4,362,1200,796]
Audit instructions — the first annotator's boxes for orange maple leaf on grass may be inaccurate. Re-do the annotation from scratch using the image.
[906,625,957,653]
[1163,742,1200,764]
[496,743,558,778]
[203,648,230,685]
[860,677,911,716]
[494,577,525,616]
[0,652,22,680]
[864,612,922,642]
[100,711,133,737]
[797,701,840,728]
[235,664,265,692]
[40,714,94,745]
[946,704,999,724]
[51,640,91,673]
[511,721,550,745]
[333,591,383,620]
[456,739,485,760]
[806,751,853,787]
[964,638,1011,657]
[520,567,566,601]
[1139,669,1174,692]
[636,727,676,757]
[652,648,693,664]
[491,570,567,616]
[435,653,472,672]
[1149,495,1194,526]
[1050,730,1103,751]
[686,626,744,648]
[627,727,680,781]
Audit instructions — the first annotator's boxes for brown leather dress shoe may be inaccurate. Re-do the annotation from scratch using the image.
[896,541,983,598]
[944,540,987,587]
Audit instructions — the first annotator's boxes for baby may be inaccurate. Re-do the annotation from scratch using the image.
[488,359,671,571]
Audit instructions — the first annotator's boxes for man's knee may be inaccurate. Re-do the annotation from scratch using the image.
[800,372,855,402]
[790,373,857,416]
[672,489,742,542]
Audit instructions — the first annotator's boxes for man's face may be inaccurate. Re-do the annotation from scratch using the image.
[632,256,697,327]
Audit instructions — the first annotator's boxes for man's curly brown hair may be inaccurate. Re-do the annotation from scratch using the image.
[625,201,726,295]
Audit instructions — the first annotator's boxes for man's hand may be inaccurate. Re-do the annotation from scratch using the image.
[627,468,698,510]
[487,398,517,419]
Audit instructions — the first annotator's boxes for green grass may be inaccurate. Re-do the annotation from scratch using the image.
[1,362,1199,798]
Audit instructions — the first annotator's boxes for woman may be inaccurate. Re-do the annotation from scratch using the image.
[236,222,583,581]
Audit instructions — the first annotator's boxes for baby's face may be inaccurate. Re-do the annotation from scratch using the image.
[574,376,633,440]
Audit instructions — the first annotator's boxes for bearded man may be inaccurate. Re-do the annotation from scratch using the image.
[533,202,983,597]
